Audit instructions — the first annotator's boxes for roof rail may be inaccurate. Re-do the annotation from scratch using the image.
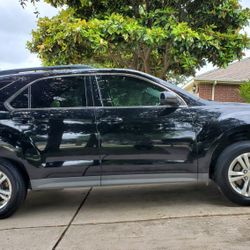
[0,65,93,77]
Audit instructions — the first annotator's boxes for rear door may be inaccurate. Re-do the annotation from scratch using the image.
[6,74,100,187]
[93,73,197,185]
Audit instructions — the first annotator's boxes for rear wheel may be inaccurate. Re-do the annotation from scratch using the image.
[215,141,250,205]
[0,161,27,219]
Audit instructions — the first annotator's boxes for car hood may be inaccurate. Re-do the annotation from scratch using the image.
[204,100,250,109]
[198,100,250,122]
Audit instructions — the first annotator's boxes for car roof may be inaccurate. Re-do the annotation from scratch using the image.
[0,65,93,77]
[0,65,204,106]
[0,66,160,85]
[0,66,154,82]
[0,65,194,97]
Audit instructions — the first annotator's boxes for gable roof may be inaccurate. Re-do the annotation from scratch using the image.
[195,57,250,83]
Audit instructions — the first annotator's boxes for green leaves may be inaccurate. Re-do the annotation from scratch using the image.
[27,0,250,80]
[240,81,250,103]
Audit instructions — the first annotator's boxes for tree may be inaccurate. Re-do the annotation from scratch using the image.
[24,0,250,79]
[240,81,250,102]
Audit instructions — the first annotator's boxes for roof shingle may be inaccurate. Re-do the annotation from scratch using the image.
[195,57,250,82]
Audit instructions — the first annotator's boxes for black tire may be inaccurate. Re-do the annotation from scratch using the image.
[215,141,250,205]
[0,160,27,219]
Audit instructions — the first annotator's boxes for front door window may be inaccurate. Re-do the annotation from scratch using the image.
[96,75,164,107]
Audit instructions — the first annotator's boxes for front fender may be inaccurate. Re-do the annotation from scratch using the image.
[197,111,250,173]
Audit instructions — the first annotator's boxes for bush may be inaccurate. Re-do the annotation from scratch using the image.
[240,81,250,103]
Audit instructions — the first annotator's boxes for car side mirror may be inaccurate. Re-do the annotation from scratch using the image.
[160,91,179,106]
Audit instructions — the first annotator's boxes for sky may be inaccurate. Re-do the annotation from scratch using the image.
[0,0,249,76]
[0,0,57,70]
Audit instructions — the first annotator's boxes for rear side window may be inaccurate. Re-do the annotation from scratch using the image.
[9,76,93,109]
[11,88,28,109]
[0,78,25,110]
[31,77,86,108]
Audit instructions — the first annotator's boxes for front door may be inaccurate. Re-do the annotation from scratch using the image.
[8,74,100,187]
[93,73,197,185]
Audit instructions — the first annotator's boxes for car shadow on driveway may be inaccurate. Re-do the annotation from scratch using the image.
[72,183,250,225]
[3,182,250,229]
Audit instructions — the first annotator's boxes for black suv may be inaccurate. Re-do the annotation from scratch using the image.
[1,65,250,218]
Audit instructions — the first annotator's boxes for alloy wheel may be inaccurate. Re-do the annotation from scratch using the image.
[228,153,250,197]
[0,171,12,209]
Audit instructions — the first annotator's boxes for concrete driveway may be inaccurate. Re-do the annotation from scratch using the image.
[1,183,250,250]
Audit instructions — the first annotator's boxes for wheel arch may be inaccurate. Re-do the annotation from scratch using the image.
[209,125,250,179]
[0,141,31,189]
[0,157,31,189]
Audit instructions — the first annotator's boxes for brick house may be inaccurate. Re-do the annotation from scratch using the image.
[183,57,250,102]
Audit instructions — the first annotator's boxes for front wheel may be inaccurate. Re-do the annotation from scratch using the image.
[0,161,27,219]
[215,141,250,205]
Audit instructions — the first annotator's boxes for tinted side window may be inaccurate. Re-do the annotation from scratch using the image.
[11,88,28,109]
[1,78,28,110]
[30,76,87,108]
[96,75,164,107]
[10,76,94,109]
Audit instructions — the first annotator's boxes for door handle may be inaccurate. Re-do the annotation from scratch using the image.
[11,115,34,124]
[99,117,123,125]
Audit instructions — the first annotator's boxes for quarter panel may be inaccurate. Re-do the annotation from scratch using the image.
[7,108,101,180]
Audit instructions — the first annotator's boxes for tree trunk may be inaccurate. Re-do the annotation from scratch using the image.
[142,47,151,74]
[159,45,170,79]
